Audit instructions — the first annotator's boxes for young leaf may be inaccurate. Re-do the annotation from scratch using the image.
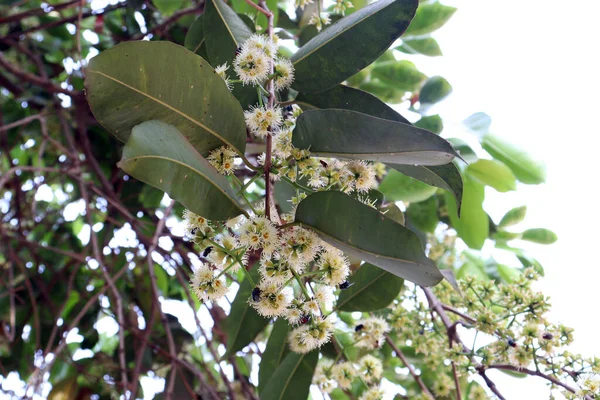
[467,159,517,192]
[294,191,443,286]
[407,196,439,233]
[337,263,403,311]
[414,114,443,134]
[259,351,319,400]
[184,15,210,61]
[258,318,290,392]
[445,176,488,250]
[371,60,427,92]
[378,169,438,203]
[86,41,247,155]
[402,2,456,37]
[396,37,443,57]
[225,267,269,357]
[419,75,453,107]
[292,109,460,165]
[521,228,557,244]
[294,85,409,123]
[481,133,547,184]
[118,121,246,220]
[291,0,418,92]
[498,206,527,228]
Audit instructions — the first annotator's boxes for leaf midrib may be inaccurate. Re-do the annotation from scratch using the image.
[212,0,239,46]
[278,354,305,400]
[88,70,236,151]
[337,268,387,310]
[292,0,394,66]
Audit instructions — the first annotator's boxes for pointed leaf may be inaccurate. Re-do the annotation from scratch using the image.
[86,41,247,155]
[337,263,403,311]
[291,0,418,92]
[389,163,463,216]
[396,37,442,56]
[371,60,426,92]
[379,169,437,203]
[295,191,443,286]
[259,351,319,400]
[225,267,269,357]
[259,318,290,392]
[467,159,517,192]
[498,206,527,228]
[292,109,459,165]
[445,176,488,250]
[294,85,409,123]
[204,0,257,108]
[419,75,452,106]
[403,2,456,36]
[184,15,210,61]
[118,120,245,220]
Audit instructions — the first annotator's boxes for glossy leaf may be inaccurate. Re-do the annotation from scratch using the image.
[448,138,478,164]
[118,120,245,220]
[481,133,547,184]
[184,15,210,61]
[259,318,290,392]
[371,60,427,92]
[397,37,442,56]
[295,191,443,286]
[446,175,488,250]
[388,163,463,215]
[403,2,456,36]
[407,196,439,233]
[415,114,443,134]
[337,263,403,311]
[467,159,517,192]
[521,228,557,244]
[293,109,459,165]
[225,267,269,357]
[260,351,318,400]
[379,169,437,203]
[86,41,247,155]
[419,75,452,106]
[294,85,409,123]
[291,0,418,92]
[499,206,527,228]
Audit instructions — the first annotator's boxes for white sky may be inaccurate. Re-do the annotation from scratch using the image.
[412,0,600,397]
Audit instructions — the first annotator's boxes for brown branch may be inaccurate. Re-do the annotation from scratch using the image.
[384,334,435,399]
[477,367,507,400]
[131,4,204,40]
[0,0,81,24]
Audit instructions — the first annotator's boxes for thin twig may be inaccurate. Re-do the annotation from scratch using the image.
[384,334,435,399]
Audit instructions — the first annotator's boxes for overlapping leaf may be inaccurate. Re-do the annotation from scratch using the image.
[294,191,443,286]
[86,41,247,155]
[260,351,318,400]
[259,318,290,392]
[292,109,459,165]
[291,0,418,92]
[118,120,246,220]
[337,263,403,311]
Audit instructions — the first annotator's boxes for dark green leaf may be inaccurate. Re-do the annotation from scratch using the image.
[419,75,452,106]
[387,163,463,215]
[295,191,443,286]
[379,169,437,203]
[291,0,418,92]
[259,351,319,400]
[337,263,403,311]
[294,85,409,123]
[403,2,456,36]
[184,15,210,61]
[371,60,426,92]
[414,114,443,134]
[293,109,459,165]
[481,134,547,184]
[231,0,279,31]
[445,175,488,250]
[118,120,246,220]
[407,196,439,233]
[467,159,517,192]
[86,41,247,155]
[381,202,405,225]
[521,228,557,244]
[396,37,442,56]
[225,267,269,357]
[259,319,290,392]
[498,206,527,228]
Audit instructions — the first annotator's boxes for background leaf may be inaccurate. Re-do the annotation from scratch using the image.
[407,196,439,233]
[499,206,527,228]
[337,263,404,311]
[184,15,210,61]
[295,191,443,286]
[259,318,290,392]
[445,176,488,249]
[291,0,418,92]
[378,169,438,203]
[467,159,517,192]
[403,1,457,37]
[371,60,427,92]
[419,75,453,106]
[521,228,557,244]
[118,120,245,220]
[259,351,319,400]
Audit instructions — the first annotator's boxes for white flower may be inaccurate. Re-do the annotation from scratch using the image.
[347,160,377,192]
[289,325,313,353]
[259,255,292,286]
[313,360,336,393]
[244,106,283,138]
[280,227,322,272]
[354,316,390,349]
[308,13,331,32]
[295,0,313,10]
[273,58,294,91]
[331,362,355,390]
[317,248,350,286]
[233,46,270,85]
[273,129,294,158]
[207,145,237,175]
[358,355,383,384]
[190,264,229,302]
[215,62,233,91]
[243,33,277,58]
[358,386,385,400]
[314,286,334,309]
[333,0,354,15]
[250,281,291,318]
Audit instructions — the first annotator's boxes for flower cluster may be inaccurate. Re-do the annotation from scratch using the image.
[313,355,384,398]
